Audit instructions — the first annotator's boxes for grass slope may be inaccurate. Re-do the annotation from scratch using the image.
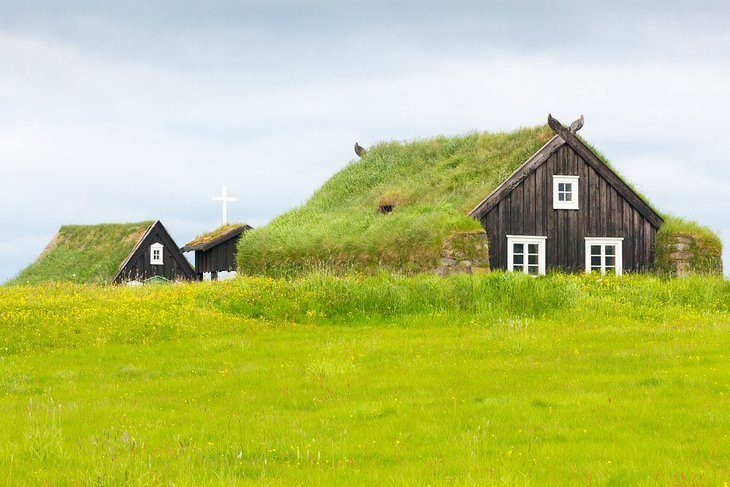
[0,274,728,484]
[237,126,555,276]
[8,221,153,285]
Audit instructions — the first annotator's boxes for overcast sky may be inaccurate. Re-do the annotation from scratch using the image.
[1,0,729,281]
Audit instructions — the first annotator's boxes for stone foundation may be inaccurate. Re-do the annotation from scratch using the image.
[657,233,723,277]
[436,231,489,276]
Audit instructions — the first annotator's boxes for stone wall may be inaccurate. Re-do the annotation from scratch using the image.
[436,231,489,276]
[656,233,723,277]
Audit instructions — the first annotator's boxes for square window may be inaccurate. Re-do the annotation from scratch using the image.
[585,239,622,275]
[508,236,545,275]
[553,176,579,210]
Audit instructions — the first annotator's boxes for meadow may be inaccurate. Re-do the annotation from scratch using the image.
[0,273,728,485]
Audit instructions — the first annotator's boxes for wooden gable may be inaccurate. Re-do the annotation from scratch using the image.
[469,116,664,273]
[114,221,195,282]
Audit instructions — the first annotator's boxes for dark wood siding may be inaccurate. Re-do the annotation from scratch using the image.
[115,221,195,282]
[481,144,658,272]
[193,234,242,278]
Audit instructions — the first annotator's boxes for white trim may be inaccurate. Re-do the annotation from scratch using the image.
[584,237,623,275]
[507,235,547,275]
[553,175,580,210]
[150,242,164,265]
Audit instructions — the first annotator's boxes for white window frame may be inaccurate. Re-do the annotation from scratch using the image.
[584,237,623,275]
[150,242,164,265]
[553,175,580,210]
[507,235,547,276]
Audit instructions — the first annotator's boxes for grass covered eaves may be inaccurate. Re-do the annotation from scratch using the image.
[183,223,250,249]
[237,125,555,276]
[8,221,153,285]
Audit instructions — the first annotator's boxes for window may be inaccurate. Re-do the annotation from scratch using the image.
[507,235,547,275]
[553,175,580,210]
[585,237,623,275]
[150,242,164,265]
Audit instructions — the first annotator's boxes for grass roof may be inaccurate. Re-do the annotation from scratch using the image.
[183,223,251,250]
[237,124,722,277]
[237,125,558,276]
[8,221,153,285]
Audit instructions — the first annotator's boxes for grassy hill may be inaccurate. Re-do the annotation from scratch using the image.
[0,273,728,483]
[237,125,556,276]
[8,221,153,285]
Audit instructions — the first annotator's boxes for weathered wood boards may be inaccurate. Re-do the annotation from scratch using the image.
[181,225,252,280]
[471,116,663,273]
[114,221,195,282]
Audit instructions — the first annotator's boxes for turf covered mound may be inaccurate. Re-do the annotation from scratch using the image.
[9,221,153,285]
[655,216,723,275]
[237,125,556,276]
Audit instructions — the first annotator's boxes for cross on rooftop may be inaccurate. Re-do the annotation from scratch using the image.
[212,185,237,225]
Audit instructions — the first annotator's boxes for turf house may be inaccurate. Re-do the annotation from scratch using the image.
[236,115,722,277]
[468,115,663,275]
[181,223,252,280]
[11,220,195,284]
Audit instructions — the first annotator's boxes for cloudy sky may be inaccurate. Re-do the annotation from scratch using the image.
[1,0,729,281]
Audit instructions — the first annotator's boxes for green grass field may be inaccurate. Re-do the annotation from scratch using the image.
[1,273,728,484]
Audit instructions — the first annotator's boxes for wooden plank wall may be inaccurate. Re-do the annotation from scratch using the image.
[481,145,657,272]
[116,223,195,282]
[194,235,241,277]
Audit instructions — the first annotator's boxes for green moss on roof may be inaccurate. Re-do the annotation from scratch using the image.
[237,125,557,276]
[184,223,249,249]
[8,221,153,285]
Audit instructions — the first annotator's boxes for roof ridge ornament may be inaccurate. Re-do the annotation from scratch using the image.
[354,142,367,157]
[548,114,584,134]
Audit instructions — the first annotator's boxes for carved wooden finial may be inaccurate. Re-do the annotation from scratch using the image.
[547,114,564,133]
[548,114,584,134]
[569,115,584,133]
[354,142,366,157]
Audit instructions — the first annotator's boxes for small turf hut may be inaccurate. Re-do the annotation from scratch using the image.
[11,220,195,285]
[181,224,252,280]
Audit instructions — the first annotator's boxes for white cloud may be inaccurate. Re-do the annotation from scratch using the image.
[1,4,729,280]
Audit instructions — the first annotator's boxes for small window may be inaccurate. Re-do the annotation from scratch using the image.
[150,243,164,265]
[507,236,547,275]
[584,238,623,275]
[553,175,579,210]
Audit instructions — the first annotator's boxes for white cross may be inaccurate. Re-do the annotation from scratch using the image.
[212,185,237,225]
